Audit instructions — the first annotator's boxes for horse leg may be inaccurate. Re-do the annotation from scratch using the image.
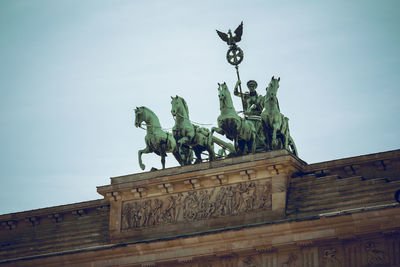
[173,150,183,166]
[178,145,189,165]
[161,154,166,169]
[236,138,246,155]
[271,124,279,149]
[194,147,202,164]
[249,132,256,153]
[262,115,274,151]
[284,132,289,150]
[234,138,239,155]
[207,142,215,161]
[272,113,283,149]
[138,146,151,170]
[261,120,270,151]
[247,122,256,154]
[176,136,192,166]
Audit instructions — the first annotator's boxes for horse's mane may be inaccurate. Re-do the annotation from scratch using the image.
[138,106,162,127]
[139,106,160,119]
[179,97,189,116]
[140,106,154,115]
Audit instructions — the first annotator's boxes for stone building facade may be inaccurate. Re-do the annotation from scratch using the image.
[0,149,399,266]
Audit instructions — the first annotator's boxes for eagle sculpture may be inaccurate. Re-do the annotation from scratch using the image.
[216,21,243,47]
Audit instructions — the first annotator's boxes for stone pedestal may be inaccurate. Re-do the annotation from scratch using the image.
[97,150,305,242]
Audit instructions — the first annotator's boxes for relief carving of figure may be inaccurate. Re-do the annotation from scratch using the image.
[232,183,245,214]
[183,191,199,221]
[175,193,183,221]
[253,182,272,209]
[225,186,234,215]
[244,182,257,211]
[121,202,133,230]
[215,187,227,216]
[140,200,152,227]
[121,180,272,230]
[198,189,214,219]
[162,195,176,223]
[150,199,163,226]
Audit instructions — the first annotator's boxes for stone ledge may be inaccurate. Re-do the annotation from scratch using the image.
[306,149,400,173]
[97,150,305,199]
[106,150,304,185]
[0,199,109,223]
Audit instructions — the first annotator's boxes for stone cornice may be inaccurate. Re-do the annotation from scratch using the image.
[306,149,400,173]
[97,150,305,201]
[0,199,108,223]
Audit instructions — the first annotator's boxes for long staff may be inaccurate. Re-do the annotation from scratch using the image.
[235,65,245,111]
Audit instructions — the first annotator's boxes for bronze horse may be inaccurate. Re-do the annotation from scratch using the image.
[261,77,298,156]
[212,82,256,155]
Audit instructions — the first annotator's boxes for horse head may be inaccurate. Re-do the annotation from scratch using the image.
[218,82,228,101]
[171,95,189,119]
[134,106,145,128]
[217,82,234,111]
[266,76,280,100]
[171,96,179,118]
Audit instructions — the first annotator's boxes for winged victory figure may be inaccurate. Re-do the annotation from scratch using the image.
[216,21,243,48]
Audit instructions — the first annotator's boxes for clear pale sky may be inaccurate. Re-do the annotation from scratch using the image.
[0,0,399,214]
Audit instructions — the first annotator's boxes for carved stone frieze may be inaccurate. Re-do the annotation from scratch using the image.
[121,180,271,230]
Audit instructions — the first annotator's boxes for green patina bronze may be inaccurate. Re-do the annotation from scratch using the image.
[134,22,299,170]
[261,76,298,156]
[211,82,256,155]
[234,80,264,116]
[233,79,266,152]
[171,95,215,163]
[216,21,244,66]
[171,95,235,163]
[134,106,192,170]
